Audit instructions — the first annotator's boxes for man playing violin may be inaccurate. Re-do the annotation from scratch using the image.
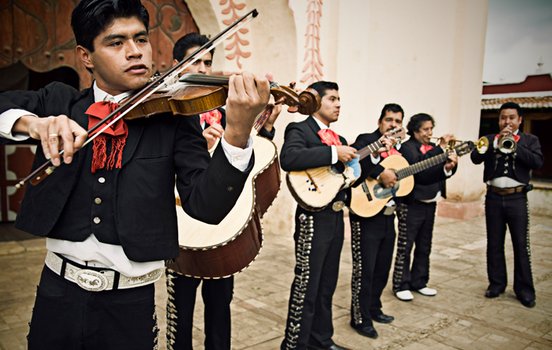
[280,81,356,350]
[0,1,269,349]
[392,113,457,302]
[347,103,404,339]
[470,102,543,308]
[165,32,281,350]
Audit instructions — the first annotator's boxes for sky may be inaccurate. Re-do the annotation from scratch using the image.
[483,0,552,84]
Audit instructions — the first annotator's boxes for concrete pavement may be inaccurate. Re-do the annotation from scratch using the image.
[0,211,551,349]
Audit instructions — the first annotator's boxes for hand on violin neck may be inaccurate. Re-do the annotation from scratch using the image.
[224,72,270,148]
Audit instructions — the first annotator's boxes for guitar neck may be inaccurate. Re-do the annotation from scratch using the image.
[356,140,384,160]
[396,152,448,180]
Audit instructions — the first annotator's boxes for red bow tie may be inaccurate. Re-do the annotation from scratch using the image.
[200,109,222,126]
[318,129,342,146]
[420,144,434,154]
[86,101,128,173]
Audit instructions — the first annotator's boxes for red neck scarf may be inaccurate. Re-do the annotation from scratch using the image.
[318,129,342,146]
[86,101,128,173]
[200,109,223,126]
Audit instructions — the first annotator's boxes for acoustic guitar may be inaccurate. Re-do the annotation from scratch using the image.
[286,128,405,211]
[349,141,474,217]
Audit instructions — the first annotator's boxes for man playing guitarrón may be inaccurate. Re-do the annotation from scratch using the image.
[165,32,281,350]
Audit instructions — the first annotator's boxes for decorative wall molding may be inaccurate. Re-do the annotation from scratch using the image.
[300,0,324,85]
[219,0,251,69]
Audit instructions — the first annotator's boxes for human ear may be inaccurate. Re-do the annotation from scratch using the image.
[76,45,94,70]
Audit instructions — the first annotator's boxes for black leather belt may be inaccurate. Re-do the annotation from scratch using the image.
[488,185,525,196]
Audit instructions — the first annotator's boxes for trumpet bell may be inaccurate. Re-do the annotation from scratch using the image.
[476,136,489,154]
[498,134,517,154]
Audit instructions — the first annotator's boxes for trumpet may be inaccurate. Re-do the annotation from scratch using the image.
[429,137,462,150]
[497,133,517,154]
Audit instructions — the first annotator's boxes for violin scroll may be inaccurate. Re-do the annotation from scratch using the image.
[297,88,320,115]
[270,85,320,115]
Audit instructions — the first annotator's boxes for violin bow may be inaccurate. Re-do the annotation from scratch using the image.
[16,9,259,189]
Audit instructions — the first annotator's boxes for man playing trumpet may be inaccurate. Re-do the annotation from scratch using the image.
[471,102,543,308]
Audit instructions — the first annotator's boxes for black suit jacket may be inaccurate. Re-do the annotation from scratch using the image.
[470,132,543,184]
[0,82,252,261]
[280,116,349,204]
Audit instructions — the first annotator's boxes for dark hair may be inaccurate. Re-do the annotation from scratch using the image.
[499,101,523,116]
[379,103,404,122]
[407,113,434,136]
[307,81,339,98]
[71,0,149,52]
[173,33,214,61]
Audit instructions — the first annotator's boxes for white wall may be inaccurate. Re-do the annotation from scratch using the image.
[186,0,490,227]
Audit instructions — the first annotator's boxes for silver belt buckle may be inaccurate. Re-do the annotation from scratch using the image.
[75,269,109,291]
[332,201,345,212]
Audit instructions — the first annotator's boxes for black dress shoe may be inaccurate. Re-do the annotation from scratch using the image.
[518,298,536,308]
[372,313,394,324]
[350,323,378,339]
[484,289,504,298]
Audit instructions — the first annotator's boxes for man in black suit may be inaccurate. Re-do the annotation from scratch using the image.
[348,103,404,339]
[471,102,543,308]
[0,1,269,349]
[280,81,356,350]
[392,113,457,302]
[165,33,280,350]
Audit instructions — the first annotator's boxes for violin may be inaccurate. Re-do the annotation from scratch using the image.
[15,9,319,189]
[124,73,320,120]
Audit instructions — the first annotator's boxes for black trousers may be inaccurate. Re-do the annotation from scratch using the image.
[166,269,234,350]
[393,201,437,292]
[28,266,157,350]
[485,191,535,300]
[281,206,344,350]
[350,212,395,326]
